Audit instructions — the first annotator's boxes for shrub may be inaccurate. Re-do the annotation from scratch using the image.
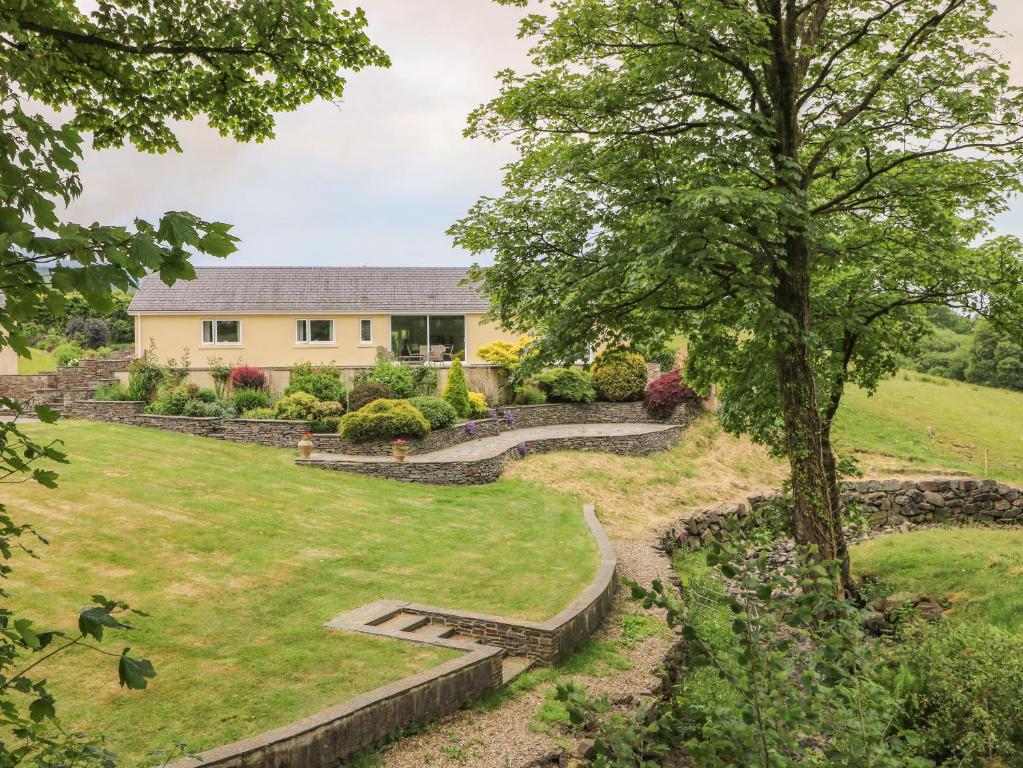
[93,382,129,401]
[232,388,271,412]
[409,396,457,429]
[310,400,346,434]
[126,355,165,401]
[241,407,275,419]
[443,358,471,417]
[64,316,86,342]
[644,369,699,418]
[286,365,348,402]
[145,386,192,415]
[272,391,319,421]
[898,623,1023,767]
[339,399,430,442]
[208,356,232,398]
[477,336,531,375]
[182,399,234,418]
[590,349,648,401]
[369,359,414,398]
[82,318,109,349]
[411,365,439,397]
[535,368,596,403]
[194,388,218,403]
[53,341,84,367]
[229,365,267,391]
[348,380,394,412]
[513,384,547,405]
[467,391,488,418]
[108,316,134,344]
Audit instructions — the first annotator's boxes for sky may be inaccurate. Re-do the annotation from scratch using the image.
[65,1,1023,269]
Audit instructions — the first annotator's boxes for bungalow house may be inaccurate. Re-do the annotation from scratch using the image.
[127,266,519,386]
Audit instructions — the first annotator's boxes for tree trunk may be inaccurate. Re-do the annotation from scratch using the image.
[774,238,853,596]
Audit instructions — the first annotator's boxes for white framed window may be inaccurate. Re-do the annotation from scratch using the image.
[296,318,334,344]
[201,319,242,345]
[359,318,373,345]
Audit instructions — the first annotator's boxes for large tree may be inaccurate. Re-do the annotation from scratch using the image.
[0,1,386,761]
[452,0,1023,591]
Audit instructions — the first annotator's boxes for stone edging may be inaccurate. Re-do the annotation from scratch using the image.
[171,505,617,768]
[660,478,1023,552]
[297,423,689,485]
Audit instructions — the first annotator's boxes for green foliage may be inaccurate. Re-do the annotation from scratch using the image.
[513,384,547,405]
[467,391,489,418]
[181,399,234,418]
[909,326,972,382]
[966,319,1023,391]
[310,401,346,434]
[240,407,275,420]
[477,337,532,376]
[339,399,431,443]
[535,368,597,403]
[348,380,395,412]
[285,365,348,402]
[145,386,190,415]
[93,382,129,401]
[145,384,231,417]
[53,341,84,367]
[590,349,647,402]
[369,360,414,399]
[408,396,458,430]
[272,392,319,422]
[231,388,271,413]
[126,354,165,402]
[411,366,439,397]
[897,623,1023,767]
[207,357,232,399]
[443,358,471,417]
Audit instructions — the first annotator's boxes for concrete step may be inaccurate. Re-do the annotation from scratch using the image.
[501,655,533,683]
[450,633,481,645]
[406,622,456,641]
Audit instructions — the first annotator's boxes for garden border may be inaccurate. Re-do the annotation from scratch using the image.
[172,505,617,768]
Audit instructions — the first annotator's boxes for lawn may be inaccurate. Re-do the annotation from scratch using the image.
[5,420,599,760]
[834,372,1023,483]
[17,347,56,374]
[851,528,1023,632]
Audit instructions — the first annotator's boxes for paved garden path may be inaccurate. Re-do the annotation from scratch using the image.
[310,422,678,464]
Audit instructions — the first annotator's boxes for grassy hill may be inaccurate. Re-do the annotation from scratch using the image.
[834,372,1023,484]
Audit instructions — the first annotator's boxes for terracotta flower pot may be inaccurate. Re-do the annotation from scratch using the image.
[297,438,314,459]
[392,446,409,462]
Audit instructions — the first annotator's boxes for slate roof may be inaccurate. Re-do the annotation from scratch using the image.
[128,267,489,314]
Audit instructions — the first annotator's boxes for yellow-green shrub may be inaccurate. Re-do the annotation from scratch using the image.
[339,399,430,443]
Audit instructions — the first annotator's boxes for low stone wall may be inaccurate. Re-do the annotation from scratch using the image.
[63,400,146,422]
[660,478,1023,552]
[300,424,687,485]
[312,418,505,456]
[0,373,57,403]
[132,414,224,437]
[172,505,616,768]
[219,419,312,448]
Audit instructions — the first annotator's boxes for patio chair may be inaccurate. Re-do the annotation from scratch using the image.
[428,344,446,363]
[376,346,395,361]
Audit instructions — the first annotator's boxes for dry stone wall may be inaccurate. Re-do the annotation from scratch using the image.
[218,419,311,448]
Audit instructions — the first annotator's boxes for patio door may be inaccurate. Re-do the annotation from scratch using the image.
[389,315,466,361]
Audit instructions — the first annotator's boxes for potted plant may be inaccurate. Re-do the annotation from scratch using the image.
[392,438,409,462]
[297,431,315,459]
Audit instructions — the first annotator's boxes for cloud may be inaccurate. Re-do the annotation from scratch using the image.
[64,1,1023,265]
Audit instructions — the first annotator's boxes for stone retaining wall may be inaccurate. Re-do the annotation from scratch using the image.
[661,478,1023,552]
[172,506,616,768]
[0,373,57,403]
[312,419,506,456]
[63,400,146,422]
[132,414,224,437]
[300,424,687,485]
[219,419,312,448]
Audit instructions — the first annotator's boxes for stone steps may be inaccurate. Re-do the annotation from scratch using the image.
[501,655,534,683]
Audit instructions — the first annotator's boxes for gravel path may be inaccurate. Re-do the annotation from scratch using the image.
[377,533,677,768]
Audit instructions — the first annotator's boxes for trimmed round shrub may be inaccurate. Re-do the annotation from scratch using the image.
[286,369,348,403]
[411,366,439,397]
[590,349,648,402]
[232,388,271,412]
[53,341,84,367]
[272,391,319,421]
[443,358,471,417]
[369,359,414,398]
[311,400,346,434]
[83,318,109,349]
[408,396,457,430]
[643,369,699,419]
[339,399,430,443]
[65,316,86,342]
[513,384,547,405]
[229,365,267,391]
[535,368,597,403]
[349,380,394,412]
[241,407,275,419]
[467,391,488,418]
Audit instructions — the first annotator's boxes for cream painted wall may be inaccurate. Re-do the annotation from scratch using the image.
[133,312,519,369]
[0,344,17,375]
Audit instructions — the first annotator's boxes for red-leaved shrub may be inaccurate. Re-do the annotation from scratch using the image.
[644,369,699,419]
[229,365,267,391]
